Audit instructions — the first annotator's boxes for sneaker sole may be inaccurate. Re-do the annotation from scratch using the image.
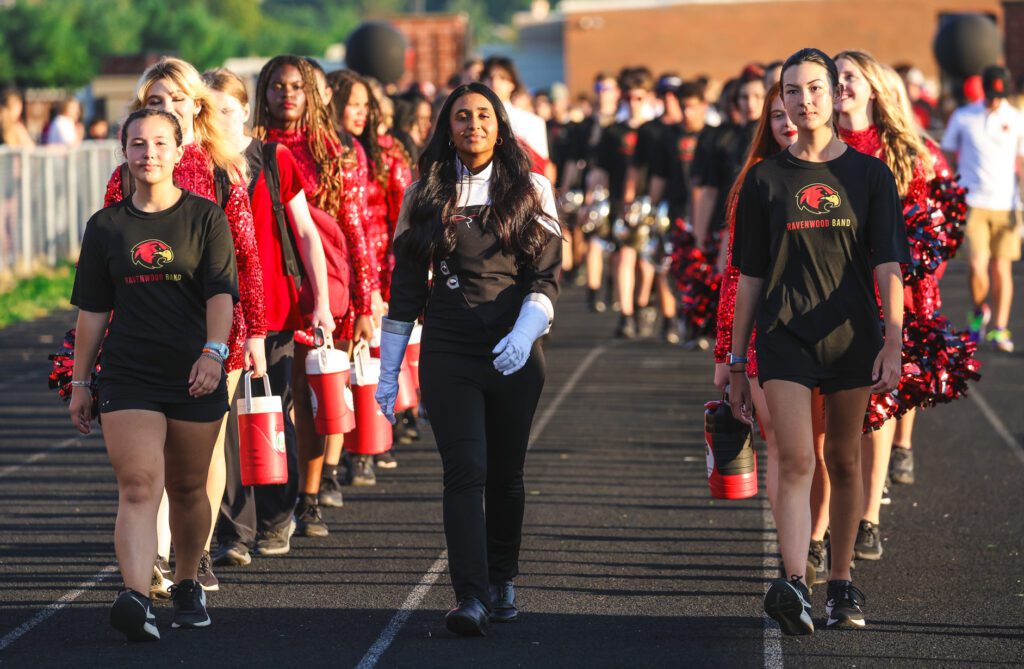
[318,493,344,508]
[764,583,814,636]
[171,616,212,629]
[825,612,866,630]
[298,524,330,538]
[213,551,251,567]
[199,581,219,593]
[150,572,173,600]
[445,614,488,637]
[257,520,296,556]
[110,598,160,642]
[350,478,377,487]
[853,545,883,561]
[375,461,399,470]
[890,473,914,485]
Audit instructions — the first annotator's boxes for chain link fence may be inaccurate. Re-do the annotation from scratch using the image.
[0,141,122,281]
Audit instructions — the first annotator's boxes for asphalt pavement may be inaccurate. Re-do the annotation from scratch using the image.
[0,263,1022,668]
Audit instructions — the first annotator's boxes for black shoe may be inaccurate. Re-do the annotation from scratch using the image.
[807,539,828,588]
[212,541,251,567]
[399,409,420,441]
[318,471,344,508]
[488,581,518,623]
[374,450,398,470]
[587,288,606,313]
[110,589,160,642]
[255,518,296,557]
[150,557,173,599]
[170,579,211,629]
[825,580,867,629]
[662,317,681,345]
[295,498,329,538]
[763,576,814,636]
[853,520,883,561]
[350,455,377,486]
[889,446,915,485]
[197,550,219,592]
[445,597,489,637]
[616,314,637,339]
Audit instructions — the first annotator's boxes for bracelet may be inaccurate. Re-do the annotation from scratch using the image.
[202,347,225,361]
[201,351,225,366]
[70,380,91,388]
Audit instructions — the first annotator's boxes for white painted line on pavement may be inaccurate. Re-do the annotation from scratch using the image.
[354,344,609,669]
[0,564,119,652]
[0,436,85,480]
[969,387,1024,467]
[354,553,449,669]
[761,502,783,669]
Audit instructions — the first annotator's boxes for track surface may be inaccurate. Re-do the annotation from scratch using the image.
[0,264,1022,668]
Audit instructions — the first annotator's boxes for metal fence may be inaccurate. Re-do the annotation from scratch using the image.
[0,141,122,279]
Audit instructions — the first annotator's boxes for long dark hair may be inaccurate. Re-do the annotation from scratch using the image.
[327,69,389,187]
[402,82,556,266]
[252,55,353,217]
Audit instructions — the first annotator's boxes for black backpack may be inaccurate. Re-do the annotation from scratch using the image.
[251,140,303,287]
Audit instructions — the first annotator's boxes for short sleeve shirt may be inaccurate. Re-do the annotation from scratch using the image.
[595,121,641,202]
[650,123,700,217]
[71,191,239,400]
[732,147,908,371]
[940,100,1024,210]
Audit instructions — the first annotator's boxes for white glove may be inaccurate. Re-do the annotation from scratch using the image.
[492,296,553,375]
[375,317,412,424]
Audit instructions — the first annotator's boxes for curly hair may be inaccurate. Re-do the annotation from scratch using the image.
[401,82,557,267]
[251,55,354,217]
[327,69,391,188]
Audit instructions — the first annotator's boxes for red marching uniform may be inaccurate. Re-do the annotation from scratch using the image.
[365,134,413,302]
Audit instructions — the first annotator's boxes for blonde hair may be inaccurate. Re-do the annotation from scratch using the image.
[132,57,245,184]
[835,50,933,195]
[878,64,916,127]
[202,67,249,106]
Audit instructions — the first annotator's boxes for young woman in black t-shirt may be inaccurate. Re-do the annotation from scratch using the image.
[69,109,238,640]
[376,82,561,636]
[730,49,908,634]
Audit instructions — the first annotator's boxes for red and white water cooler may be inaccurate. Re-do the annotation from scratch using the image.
[704,397,758,500]
[305,328,352,436]
[346,343,393,455]
[236,372,288,486]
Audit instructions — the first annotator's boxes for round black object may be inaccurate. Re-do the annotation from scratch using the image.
[346,22,407,85]
[933,14,1002,79]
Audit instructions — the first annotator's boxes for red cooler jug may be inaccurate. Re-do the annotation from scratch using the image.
[305,328,351,435]
[395,356,419,412]
[236,372,288,486]
[341,385,356,434]
[407,323,422,389]
[346,343,393,455]
[704,396,758,499]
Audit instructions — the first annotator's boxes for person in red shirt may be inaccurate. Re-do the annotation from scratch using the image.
[202,67,335,571]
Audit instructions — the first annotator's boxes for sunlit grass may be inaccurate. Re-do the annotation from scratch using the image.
[0,262,75,329]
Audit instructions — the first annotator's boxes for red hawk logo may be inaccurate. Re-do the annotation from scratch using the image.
[795,183,842,215]
[131,239,174,269]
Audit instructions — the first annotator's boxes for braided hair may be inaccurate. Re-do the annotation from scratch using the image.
[252,55,354,217]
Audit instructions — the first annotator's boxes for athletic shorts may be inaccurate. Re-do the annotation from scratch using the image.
[99,384,228,423]
[966,207,1021,261]
[755,330,875,395]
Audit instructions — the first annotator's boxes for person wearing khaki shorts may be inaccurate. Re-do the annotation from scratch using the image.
[966,207,1021,262]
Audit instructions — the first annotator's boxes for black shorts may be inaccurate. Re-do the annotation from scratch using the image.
[756,330,875,395]
[99,384,228,423]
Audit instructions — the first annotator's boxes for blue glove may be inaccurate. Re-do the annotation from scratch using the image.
[375,317,412,424]
[492,296,553,375]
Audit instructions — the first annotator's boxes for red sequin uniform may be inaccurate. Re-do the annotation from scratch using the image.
[365,134,413,301]
[714,169,760,377]
[266,129,376,339]
[104,143,266,372]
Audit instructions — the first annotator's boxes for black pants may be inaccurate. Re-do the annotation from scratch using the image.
[217,331,299,546]
[420,343,545,604]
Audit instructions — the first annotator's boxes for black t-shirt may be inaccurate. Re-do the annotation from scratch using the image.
[733,147,909,372]
[71,191,239,400]
[650,123,701,218]
[595,121,641,202]
[692,121,758,231]
[547,119,573,189]
[630,119,670,197]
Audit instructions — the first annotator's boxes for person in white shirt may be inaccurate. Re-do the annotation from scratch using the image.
[481,57,552,180]
[44,97,82,147]
[941,65,1024,353]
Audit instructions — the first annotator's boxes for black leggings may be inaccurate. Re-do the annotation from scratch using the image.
[420,343,545,604]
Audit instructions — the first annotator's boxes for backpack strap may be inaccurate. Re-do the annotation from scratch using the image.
[213,167,232,211]
[262,142,303,286]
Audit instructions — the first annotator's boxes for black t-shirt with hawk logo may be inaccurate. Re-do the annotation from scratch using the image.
[71,190,239,401]
[732,147,908,373]
[595,120,642,203]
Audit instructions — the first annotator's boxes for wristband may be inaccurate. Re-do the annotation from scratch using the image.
[201,351,225,366]
[71,380,91,388]
[204,341,229,359]
[727,353,748,366]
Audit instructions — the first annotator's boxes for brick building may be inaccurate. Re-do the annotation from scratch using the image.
[514,0,1004,95]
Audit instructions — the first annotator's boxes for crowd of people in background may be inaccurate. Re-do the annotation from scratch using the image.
[45,42,1023,640]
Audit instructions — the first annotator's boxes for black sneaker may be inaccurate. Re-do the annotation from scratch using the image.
[807,539,828,589]
[150,557,173,599]
[763,576,814,636]
[399,409,420,441]
[853,520,883,561]
[825,580,867,629]
[318,472,344,508]
[197,551,219,592]
[170,579,210,629]
[350,455,377,486]
[587,288,606,313]
[295,499,329,537]
[212,541,251,567]
[374,450,398,470]
[889,446,915,485]
[110,589,160,642]
[616,314,637,339]
[255,518,296,557]
[662,317,681,345]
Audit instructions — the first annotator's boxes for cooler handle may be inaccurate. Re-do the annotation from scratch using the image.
[243,371,274,413]
[352,340,371,382]
[313,326,334,350]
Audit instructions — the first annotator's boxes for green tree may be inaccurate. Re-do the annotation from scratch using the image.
[1,1,95,87]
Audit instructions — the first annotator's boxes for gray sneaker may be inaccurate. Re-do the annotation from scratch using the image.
[853,520,883,561]
[295,500,329,537]
[350,455,377,487]
[255,518,296,557]
[889,447,914,485]
[318,473,344,508]
[197,550,219,592]
[212,541,251,567]
[150,557,173,599]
